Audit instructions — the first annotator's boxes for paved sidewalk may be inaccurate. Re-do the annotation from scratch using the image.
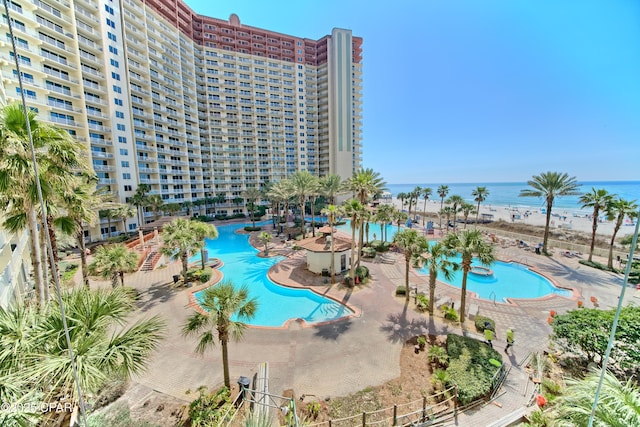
[115,231,634,426]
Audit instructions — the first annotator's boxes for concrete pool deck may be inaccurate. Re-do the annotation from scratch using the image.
[117,230,636,426]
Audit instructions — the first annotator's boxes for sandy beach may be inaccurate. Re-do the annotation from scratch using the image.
[386,198,637,238]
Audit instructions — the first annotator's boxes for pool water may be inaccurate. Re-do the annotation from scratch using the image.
[336,220,571,302]
[417,257,572,302]
[191,222,353,327]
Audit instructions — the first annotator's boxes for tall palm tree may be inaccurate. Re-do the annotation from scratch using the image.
[160,218,203,281]
[290,171,319,238]
[374,204,394,243]
[471,186,489,224]
[440,206,455,234]
[605,198,639,269]
[393,209,409,233]
[460,202,476,229]
[319,174,344,205]
[0,287,165,422]
[163,202,182,216]
[446,195,465,228]
[519,172,581,255]
[437,185,449,230]
[422,242,458,315]
[131,183,151,226]
[579,188,615,263]
[89,244,140,287]
[343,199,365,282]
[321,204,344,283]
[243,187,263,229]
[421,187,433,225]
[443,229,495,322]
[308,182,322,237]
[115,204,136,236]
[407,186,421,216]
[182,281,257,388]
[145,194,165,221]
[192,221,218,270]
[397,192,407,210]
[393,229,429,304]
[552,368,640,426]
[0,103,88,305]
[182,200,195,217]
[57,175,110,288]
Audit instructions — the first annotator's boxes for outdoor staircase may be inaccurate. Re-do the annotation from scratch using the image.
[140,249,160,272]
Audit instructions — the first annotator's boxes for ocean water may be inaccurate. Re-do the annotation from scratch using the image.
[385,181,640,212]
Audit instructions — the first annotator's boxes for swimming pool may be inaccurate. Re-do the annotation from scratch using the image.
[191,222,353,327]
[416,257,572,302]
[336,220,571,301]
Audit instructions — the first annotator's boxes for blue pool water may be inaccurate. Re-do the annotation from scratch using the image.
[417,257,572,302]
[336,221,571,302]
[191,222,352,327]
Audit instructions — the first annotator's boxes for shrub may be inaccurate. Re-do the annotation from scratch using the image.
[445,334,503,405]
[355,266,369,280]
[578,259,619,273]
[187,386,233,427]
[186,268,213,283]
[416,294,429,312]
[244,226,262,232]
[214,214,228,221]
[428,345,449,368]
[194,215,215,223]
[474,316,495,332]
[199,268,212,283]
[306,401,321,420]
[362,247,377,258]
[107,235,129,243]
[441,305,459,322]
[395,286,406,296]
[370,240,390,252]
[61,263,79,282]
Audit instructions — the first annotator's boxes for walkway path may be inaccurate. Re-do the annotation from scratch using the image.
[115,229,635,426]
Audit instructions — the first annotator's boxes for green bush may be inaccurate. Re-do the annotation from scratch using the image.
[416,294,429,312]
[445,334,503,405]
[370,240,390,252]
[187,386,233,427]
[214,214,228,220]
[578,259,619,273]
[186,267,213,283]
[244,226,262,232]
[107,235,129,243]
[61,263,78,282]
[362,247,377,258]
[474,316,495,332]
[194,215,215,222]
[441,305,459,322]
[395,286,406,296]
[355,266,369,280]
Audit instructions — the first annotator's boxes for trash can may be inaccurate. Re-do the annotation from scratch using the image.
[237,376,251,402]
[173,275,180,284]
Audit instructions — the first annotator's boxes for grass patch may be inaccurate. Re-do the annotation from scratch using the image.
[328,387,383,420]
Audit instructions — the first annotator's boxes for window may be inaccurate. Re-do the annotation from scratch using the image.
[105,5,114,14]
[110,59,119,67]
[116,124,125,131]
[122,173,131,179]
[121,161,130,167]
[108,32,117,41]
[124,185,132,192]
[116,111,124,118]
[111,72,120,80]
[113,85,122,93]
[120,148,128,155]
[106,18,115,28]
[118,136,127,143]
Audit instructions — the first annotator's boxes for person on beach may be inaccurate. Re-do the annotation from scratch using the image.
[505,328,515,354]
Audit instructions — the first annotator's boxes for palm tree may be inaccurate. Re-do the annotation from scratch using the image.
[552,368,640,426]
[446,195,464,227]
[321,204,344,283]
[290,171,319,238]
[443,229,495,322]
[440,206,455,233]
[192,221,218,270]
[57,175,109,288]
[145,194,165,221]
[0,287,165,422]
[115,204,136,236]
[422,242,458,315]
[393,229,429,304]
[407,186,421,216]
[343,199,365,282]
[243,187,263,229]
[397,192,407,210]
[393,209,409,233]
[0,104,88,305]
[182,200,195,217]
[437,185,449,230]
[89,244,139,287]
[579,188,615,263]
[519,172,581,255]
[471,186,489,224]
[163,202,183,217]
[160,218,203,282]
[605,198,639,269]
[421,187,433,225]
[460,202,476,229]
[131,183,151,225]
[182,282,257,388]
[319,174,344,205]
[374,204,394,243]
[259,231,272,256]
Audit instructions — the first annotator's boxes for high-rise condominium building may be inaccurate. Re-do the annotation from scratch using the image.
[1,0,363,239]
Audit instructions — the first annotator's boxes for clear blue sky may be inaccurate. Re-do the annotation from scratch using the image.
[185,0,640,184]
